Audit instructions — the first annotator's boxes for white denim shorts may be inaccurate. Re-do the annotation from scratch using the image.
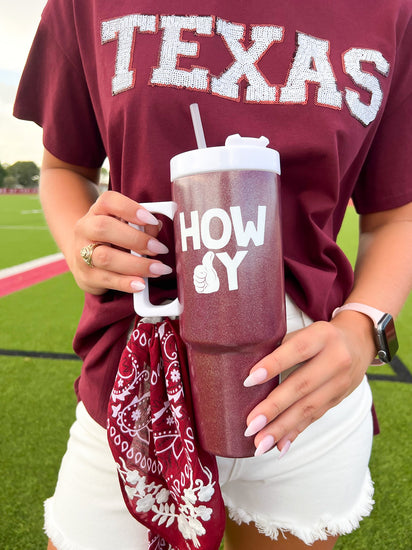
[45,297,374,549]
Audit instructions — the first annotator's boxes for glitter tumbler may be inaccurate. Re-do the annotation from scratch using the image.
[134,135,286,457]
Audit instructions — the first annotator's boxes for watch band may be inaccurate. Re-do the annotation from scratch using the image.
[331,302,385,327]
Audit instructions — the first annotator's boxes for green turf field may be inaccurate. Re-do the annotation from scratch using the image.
[0,194,60,269]
[0,195,411,549]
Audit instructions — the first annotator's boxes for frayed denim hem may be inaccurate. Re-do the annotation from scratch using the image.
[224,472,374,546]
[44,498,89,550]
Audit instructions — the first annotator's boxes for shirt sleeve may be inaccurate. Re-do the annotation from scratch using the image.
[13,7,106,168]
[352,12,412,214]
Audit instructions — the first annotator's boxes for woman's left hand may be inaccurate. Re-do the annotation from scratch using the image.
[244,310,377,456]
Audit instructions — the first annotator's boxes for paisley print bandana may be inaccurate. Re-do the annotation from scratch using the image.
[107,318,225,550]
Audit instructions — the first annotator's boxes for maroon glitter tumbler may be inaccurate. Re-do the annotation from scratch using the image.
[134,135,286,457]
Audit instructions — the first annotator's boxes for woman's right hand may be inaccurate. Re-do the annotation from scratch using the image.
[71,190,172,295]
[39,149,172,296]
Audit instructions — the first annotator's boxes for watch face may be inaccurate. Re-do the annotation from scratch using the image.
[377,314,398,363]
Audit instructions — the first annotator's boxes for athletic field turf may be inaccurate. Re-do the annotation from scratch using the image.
[0,194,411,549]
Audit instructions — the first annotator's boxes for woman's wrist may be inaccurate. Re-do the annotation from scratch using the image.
[330,309,377,365]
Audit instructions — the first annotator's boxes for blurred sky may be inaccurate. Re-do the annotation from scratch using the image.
[0,0,47,166]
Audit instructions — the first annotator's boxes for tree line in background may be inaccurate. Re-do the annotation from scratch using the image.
[0,161,40,189]
[0,162,110,190]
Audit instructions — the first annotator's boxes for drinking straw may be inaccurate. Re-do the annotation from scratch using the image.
[190,103,207,148]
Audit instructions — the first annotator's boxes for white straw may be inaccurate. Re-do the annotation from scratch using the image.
[190,103,207,148]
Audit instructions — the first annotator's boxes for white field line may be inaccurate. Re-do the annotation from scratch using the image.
[0,253,65,279]
[1,210,47,230]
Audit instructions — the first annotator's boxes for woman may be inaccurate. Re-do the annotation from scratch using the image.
[14,0,412,548]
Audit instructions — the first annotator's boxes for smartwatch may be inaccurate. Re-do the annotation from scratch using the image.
[332,302,398,364]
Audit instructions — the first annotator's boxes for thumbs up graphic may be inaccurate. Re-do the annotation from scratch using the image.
[193,251,220,294]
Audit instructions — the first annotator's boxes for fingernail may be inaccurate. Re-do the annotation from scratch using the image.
[149,263,173,276]
[136,209,158,225]
[244,414,267,437]
[254,435,275,457]
[244,367,268,387]
[131,280,145,292]
[147,238,169,255]
[278,440,291,459]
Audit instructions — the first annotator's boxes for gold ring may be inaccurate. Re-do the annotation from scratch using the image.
[80,243,100,267]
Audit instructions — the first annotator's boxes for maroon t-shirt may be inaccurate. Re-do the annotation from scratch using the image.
[14,0,412,427]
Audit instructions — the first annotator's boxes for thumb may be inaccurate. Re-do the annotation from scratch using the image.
[202,250,215,267]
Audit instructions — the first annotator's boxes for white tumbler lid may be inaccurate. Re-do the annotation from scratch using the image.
[170,134,281,181]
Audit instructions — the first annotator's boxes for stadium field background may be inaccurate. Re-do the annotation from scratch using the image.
[0,194,411,549]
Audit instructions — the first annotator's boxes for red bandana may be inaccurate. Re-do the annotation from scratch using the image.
[107,318,226,550]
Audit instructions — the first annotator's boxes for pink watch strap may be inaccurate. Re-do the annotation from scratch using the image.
[331,302,385,326]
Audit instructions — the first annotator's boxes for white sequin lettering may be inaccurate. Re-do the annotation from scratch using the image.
[101,13,389,126]
[343,48,390,126]
[211,19,283,102]
[151,15,213,90]
[101,14,157,95]
[279,32,342,109]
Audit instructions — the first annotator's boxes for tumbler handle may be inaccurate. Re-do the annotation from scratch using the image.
[131,201,183,317]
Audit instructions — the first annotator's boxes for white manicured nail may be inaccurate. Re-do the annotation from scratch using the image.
[136,209,158,225]
[244,367,268,387]
[278,440,291,459]
[131,280,145,292]
[254,435,275,457]
[147,238,169,255]
[149,263,173,276]
[244,414,267,437]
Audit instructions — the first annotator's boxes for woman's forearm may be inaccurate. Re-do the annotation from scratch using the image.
[39,150,101,271]
[40,169,100,268]
[346,203,412,318]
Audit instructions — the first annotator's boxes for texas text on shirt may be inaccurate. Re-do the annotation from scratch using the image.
[14,0,412,428]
